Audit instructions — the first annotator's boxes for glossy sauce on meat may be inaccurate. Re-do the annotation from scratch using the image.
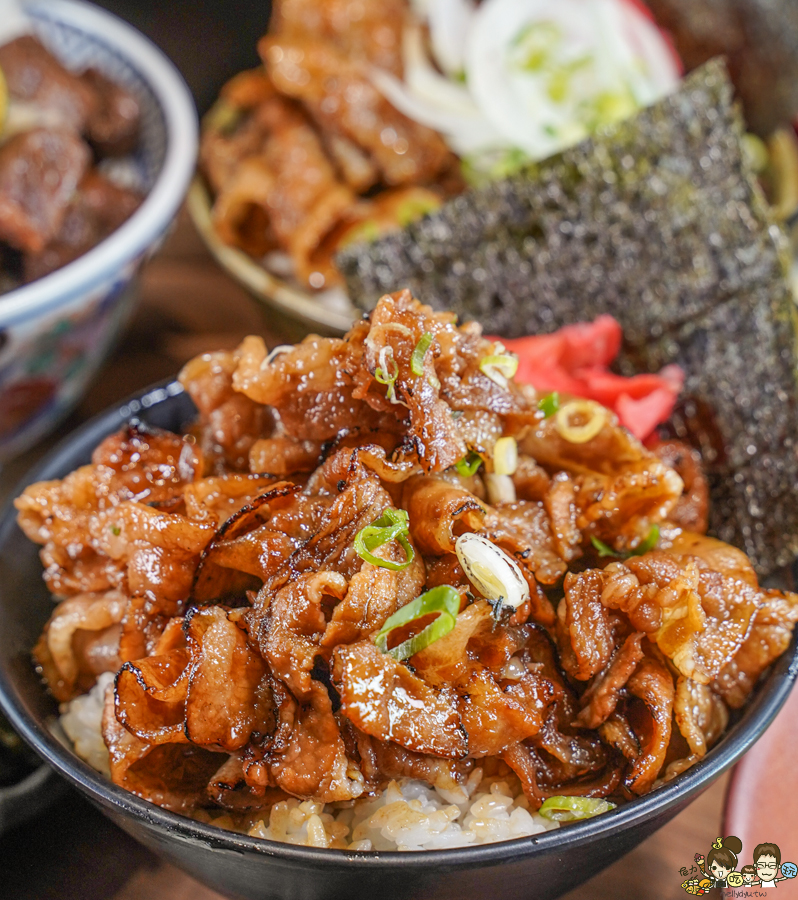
[18,291,798,831]
[199,0,463,291]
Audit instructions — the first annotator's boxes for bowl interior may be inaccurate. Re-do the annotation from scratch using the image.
[0,0,198,330]
[0,381,796,884]
[25,0,167,194]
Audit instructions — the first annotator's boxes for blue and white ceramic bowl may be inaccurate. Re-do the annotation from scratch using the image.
[0,0,197,462]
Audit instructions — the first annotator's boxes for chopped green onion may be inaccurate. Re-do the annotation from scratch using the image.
[479,352,519,388]
[411,332,434,377]
[539,796,616,822]
[590,524,660,560]
[538,391,560,418]
[110,525,121,536]
[455,452,482,477]
[634,524,660,555]
[590,536,617,558]
[374,346,399,403]
[354,508,415,571]
[374,585,460,660]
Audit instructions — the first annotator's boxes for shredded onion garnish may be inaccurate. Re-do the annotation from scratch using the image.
[554,399,607,443]
[454,451,483,477]
[374,346,401,404]
[263,345,294,366]
[493,436,518,476]
[538,391,560,418]
[354,508,415,571]
[479,348,519,389]
[539,796,616,822]
[455,532,529,614]
[411,331,434,377]
[485,473,516,505]
[591,524,660,559]
[374,584,461,660]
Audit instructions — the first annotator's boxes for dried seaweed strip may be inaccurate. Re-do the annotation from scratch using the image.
[339,61,781,344]
[338,60,798,575]
[628,290,798,572]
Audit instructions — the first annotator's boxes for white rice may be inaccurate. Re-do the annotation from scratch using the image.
[59,682,559,850]
[59,672,115,777]
[240,771,558,850]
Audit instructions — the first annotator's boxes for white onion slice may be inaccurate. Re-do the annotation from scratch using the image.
[0,0,30,45]
[369,22,504,157]
[464,0,680,159]
[426,0,476,77]
[455,532,529,610]
[377,0,680,176]
[369,67,500,156]
[611,1,681,100]
[403,24,480,116]
[263,345,294,366]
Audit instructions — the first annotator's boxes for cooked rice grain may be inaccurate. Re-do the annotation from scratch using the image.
[234,769,556,850]
[59,673,114,777]
[60,688,559,850]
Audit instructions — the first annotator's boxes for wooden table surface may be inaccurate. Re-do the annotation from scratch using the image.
[0,212,732,900]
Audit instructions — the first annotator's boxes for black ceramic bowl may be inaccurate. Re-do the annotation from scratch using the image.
[1,381,796,900]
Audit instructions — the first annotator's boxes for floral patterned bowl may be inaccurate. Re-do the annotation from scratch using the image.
[0,0,197,462]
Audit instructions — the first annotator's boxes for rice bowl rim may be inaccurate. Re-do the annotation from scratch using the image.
[0,378,795,867]
[187,179,355,336]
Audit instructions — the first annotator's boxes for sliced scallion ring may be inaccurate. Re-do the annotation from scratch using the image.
[479,351,519,388]
[538,391,560,418]
[455,532,529,613]
[454,451,483,477]
[484,473,516,505]
[538,796,616,822]
[411,332,434,377]
[354,508,415,571]
[493,436,518,476]
[374,584,461,660]
[554,399,607,443]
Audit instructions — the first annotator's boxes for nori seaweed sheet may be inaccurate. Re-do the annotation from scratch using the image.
[337,60,798,575]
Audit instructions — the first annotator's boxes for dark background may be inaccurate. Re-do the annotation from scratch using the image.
[94,0,273,113]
